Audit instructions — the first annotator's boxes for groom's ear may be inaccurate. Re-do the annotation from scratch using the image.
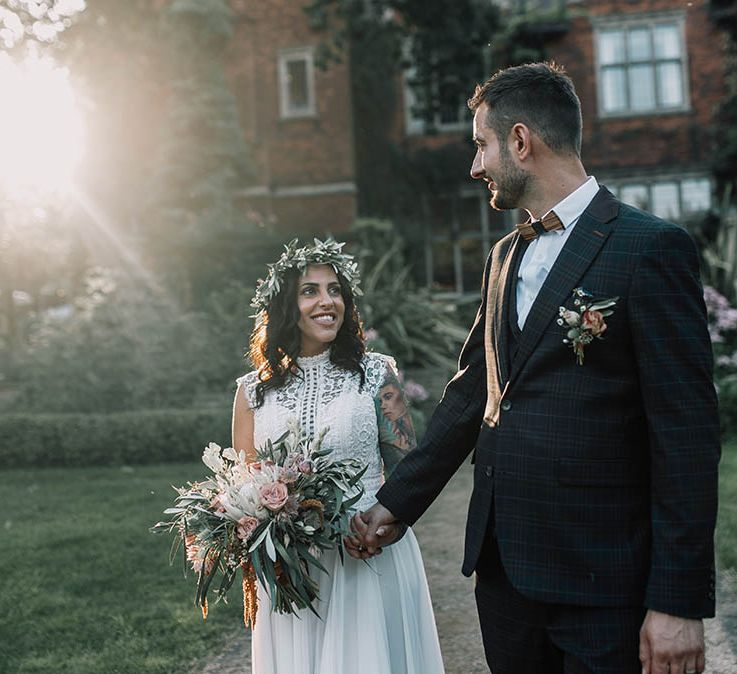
[509,123,532,161]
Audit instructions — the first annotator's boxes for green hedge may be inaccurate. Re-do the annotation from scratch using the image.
[0,409,231,469]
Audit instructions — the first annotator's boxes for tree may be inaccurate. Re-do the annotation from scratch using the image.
[0,0,85,52]
[147,0,257,306]
[0,0,88,360]
[690,2,737,300]
[711,1,737,204]
[302,0,504,237]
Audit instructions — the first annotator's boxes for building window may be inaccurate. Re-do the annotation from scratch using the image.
[278,47,316,119]
[608,175,712,220]
[424,188,512,294]
[595,16,688,116]
[404,67,470,135]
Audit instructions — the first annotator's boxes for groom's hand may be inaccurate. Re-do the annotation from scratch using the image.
[639,609,705,674]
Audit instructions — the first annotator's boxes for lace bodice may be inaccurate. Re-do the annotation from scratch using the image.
[237,351,394,511]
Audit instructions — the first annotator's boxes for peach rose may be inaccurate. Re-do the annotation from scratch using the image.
[582,310,607,337]
[259,482,289,511]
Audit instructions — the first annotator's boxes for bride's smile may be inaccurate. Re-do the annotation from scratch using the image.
[296,264,346,356]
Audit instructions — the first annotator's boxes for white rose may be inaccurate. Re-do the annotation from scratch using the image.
[202,443,225,474]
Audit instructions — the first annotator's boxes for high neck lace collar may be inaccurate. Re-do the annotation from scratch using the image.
[296,349,331,369]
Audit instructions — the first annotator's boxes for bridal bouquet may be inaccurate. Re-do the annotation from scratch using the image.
[152,421,366,628]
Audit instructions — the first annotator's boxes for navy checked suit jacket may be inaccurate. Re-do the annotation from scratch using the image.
[377,187,720,619]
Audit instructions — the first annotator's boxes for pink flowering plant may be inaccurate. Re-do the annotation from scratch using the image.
[558,287,619,365]
[152,421,366,628]
[704,285,737,373]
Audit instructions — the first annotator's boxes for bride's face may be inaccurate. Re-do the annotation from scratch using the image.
[296,265,346,356]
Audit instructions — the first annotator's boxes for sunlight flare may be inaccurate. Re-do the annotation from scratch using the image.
[0,53,84,196]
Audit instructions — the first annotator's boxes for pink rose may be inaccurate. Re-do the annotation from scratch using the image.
[259,482,289,511]
[236,515,260,541]
[582,310,607,337]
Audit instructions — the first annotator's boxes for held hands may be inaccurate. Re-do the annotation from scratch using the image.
[639,609,705,674]
[343,503,401,560]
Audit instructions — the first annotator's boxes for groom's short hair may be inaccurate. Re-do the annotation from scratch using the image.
[468,62,582,157]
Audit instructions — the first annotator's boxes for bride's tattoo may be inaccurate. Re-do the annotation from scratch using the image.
[375,368,417,475]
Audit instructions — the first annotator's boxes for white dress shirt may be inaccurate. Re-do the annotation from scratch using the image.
[516,176,600,329]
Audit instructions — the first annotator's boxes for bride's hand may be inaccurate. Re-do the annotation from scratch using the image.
[344,512,383,560]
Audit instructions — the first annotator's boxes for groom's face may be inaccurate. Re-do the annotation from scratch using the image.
[470,103,529,211]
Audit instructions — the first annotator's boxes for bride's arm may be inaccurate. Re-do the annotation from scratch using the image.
[232,383,257,463]
[357,360,416,550]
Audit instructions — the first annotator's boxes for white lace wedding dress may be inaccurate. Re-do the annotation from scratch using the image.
[237,350,445,674]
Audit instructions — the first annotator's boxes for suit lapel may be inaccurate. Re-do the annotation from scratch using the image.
[508,187,619,383]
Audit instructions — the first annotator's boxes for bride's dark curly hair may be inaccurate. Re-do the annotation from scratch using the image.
[248,266,365,408]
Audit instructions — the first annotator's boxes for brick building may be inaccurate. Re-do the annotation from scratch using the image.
[228,0,358,235]
[226,0,730,294]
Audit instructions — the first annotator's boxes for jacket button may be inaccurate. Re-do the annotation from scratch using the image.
[500,399,512,411]
[485,466,494,477]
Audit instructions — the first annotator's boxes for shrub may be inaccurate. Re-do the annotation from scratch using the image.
[350,219,469,371]
[7,272,250,414]
[0,408,231,469]
[703,285,737,435]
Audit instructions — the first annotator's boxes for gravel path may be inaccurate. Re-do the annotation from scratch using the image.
[194,463,736,673]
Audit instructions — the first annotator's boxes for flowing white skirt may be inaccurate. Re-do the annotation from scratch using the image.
[251,528,445,674]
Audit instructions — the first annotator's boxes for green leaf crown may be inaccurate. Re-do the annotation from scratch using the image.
[251,238,362,313]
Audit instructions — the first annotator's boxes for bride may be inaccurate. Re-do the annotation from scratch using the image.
[232,238,445,674]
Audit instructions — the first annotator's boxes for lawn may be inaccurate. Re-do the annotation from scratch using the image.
[0,463,244,674]
[1,442,735,673]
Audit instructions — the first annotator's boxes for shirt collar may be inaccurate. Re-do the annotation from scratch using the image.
[544,176,599,234]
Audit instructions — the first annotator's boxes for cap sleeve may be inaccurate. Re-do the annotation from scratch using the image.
[235,371,259,409]
[363,352,398,398]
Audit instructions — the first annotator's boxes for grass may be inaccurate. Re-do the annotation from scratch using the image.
[0,463,244,674]
[717,439,737,572]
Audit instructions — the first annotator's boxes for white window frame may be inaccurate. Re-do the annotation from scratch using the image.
[593,12,690,118]
[278,47,317,119]
[605,172,712,220]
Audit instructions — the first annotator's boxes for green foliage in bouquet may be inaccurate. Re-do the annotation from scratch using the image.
[152,423,366,628]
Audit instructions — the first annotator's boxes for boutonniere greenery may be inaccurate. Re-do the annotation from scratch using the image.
[558,288,619,365]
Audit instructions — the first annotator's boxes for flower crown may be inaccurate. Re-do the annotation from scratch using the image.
[251,238,362,312]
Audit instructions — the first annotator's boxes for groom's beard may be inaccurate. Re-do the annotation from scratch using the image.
[490,145,530,211]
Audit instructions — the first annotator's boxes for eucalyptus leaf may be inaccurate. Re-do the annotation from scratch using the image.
[248,522,272,553]
[265,528,277,563]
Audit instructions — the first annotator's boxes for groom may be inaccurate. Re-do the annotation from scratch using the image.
[351,63,720,673]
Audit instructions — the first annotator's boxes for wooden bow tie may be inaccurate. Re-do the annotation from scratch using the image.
[516,211,564,241]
